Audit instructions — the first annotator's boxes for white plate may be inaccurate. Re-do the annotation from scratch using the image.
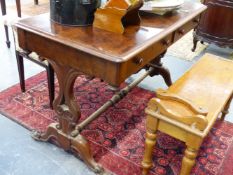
[140,0,184,15]
[143,0,184,8]
[140,6,180,15]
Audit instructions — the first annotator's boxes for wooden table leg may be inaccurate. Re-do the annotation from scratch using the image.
[31,60,104,174]
[0,0,6,15]
[15,51,26,92]
[34,0,38,5]
[147,51,172,86]
[0,0,10,48]
[16,0,21,17]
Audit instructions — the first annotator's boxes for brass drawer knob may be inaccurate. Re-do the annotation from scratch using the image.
[193,18,199,23]
[162,39,171,46]
[178,29,185,35]
[133,57,143,65]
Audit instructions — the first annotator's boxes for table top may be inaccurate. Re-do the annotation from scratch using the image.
[15,2,206,63]
[14,1,206,86]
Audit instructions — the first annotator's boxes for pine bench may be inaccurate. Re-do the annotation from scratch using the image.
[141,53,233,175]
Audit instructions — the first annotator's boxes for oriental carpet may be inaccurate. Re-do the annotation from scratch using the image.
[0,72,233,175]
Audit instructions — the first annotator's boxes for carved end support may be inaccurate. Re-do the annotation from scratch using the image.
[148,89,209,131]
[71,134,105,174]
[31,130,44,141]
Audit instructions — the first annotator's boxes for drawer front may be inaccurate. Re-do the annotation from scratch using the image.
[118,33,173,82]
[174,16,200,42]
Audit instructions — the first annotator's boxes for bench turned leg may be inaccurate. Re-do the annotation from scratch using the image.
[221,108,229,121]
[221,95,233,121]
[180,147,198,175]
[142,116,158,175]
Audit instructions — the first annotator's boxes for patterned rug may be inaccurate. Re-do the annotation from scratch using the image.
[0,72,233,175]
[166,30,208,61]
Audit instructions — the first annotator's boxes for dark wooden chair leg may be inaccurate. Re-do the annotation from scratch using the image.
[0,0,6,15]
[0,0,11,48]
[34,0,38,5]
[4,25,11,48]
[46,63,55,108]
[15,0,21,17]
[192,35,198,52]
[15,51,26,92]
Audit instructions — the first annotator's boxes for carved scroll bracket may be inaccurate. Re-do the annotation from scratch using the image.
[31,60,105,174]
[49,60,83,134]
[144,51,172,86]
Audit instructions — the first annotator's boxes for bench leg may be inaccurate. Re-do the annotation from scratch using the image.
[181,137,202,175]
[142,116,158,175]
[221,94,233,121]
[180,147,198,175]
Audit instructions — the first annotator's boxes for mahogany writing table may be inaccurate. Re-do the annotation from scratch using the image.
[14,2,206,173]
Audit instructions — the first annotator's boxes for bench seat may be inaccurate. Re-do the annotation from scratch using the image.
[141,53,233,175]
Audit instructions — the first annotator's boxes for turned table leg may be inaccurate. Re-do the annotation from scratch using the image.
[147,51,172,86]
[31,60,104,174]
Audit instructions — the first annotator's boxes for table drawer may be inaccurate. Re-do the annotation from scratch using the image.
[174,16,200,42]
[118,34,173,81]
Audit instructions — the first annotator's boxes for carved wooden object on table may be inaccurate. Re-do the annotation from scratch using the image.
[14,2,206,173]
[142,53,233,175]
[93,0,143,34]
[192,0,233,51]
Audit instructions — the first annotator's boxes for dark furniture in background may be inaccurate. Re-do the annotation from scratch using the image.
[0,0,39,48]
[0,0,54,108]
[193,0,233,50]
[0,0,21,48]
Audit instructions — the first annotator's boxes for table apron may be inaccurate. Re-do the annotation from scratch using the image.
[17,14,198,87]
[17,28,171,86]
